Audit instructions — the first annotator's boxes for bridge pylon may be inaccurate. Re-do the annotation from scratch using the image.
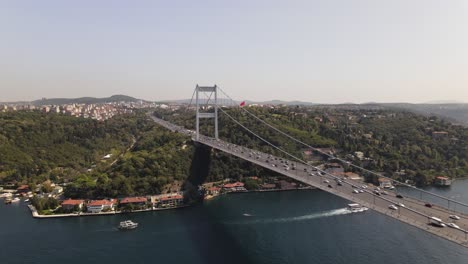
[194,84,218,140]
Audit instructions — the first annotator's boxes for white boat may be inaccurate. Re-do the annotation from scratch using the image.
[348,203,368,213]
[118,220,138,230]
[24,199,30,202]
[11,197,20,203]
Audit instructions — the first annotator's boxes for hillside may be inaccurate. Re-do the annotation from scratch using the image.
[31,94,141,106]
[0,111,148,184]
[379,103,468,126]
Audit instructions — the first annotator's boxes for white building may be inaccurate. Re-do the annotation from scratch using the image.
[86,199,117,213]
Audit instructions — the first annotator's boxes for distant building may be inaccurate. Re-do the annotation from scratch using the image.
[53,186,64,195]
[120,197,147,206]
[277,180,296,190]
[261,183,276,190]
[432,131,448,139]
[87,199,117,213]
[223,182,246,192]
[434,176,451,186]
[158,194,184,208]
[378,177,393,188]
[16,185,30,194]
[354,151,365,160]
[206,187,221,196]
[61,199,85,211]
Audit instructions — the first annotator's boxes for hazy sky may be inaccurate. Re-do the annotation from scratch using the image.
[1,0,467,103]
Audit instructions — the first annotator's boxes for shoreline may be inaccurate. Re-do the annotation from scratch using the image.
[28,204,190,219]
[204,186,316,200]
[227,186,315,194]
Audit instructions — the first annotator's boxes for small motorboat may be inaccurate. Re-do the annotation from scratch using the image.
[118,220,138,230]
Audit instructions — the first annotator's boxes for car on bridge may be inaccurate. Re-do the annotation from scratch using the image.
[388,204,398,210]
[447,223,460,229]
[396,194,404,199]
[429,217,446,227]
[449,215,461,220]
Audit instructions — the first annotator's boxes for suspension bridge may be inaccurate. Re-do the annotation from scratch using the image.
[150,85,468,248]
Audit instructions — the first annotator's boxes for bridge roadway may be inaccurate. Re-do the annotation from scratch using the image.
[149,114,468,248]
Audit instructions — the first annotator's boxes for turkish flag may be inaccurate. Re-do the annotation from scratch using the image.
[239,101,246,107]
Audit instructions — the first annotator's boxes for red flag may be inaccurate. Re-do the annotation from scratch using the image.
[239,101,246,107]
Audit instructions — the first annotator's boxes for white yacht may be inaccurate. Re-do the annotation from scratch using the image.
[118,220,138,230]
[347,203,368,213]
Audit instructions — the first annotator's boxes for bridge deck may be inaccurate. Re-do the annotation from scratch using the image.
[149,113,468,248]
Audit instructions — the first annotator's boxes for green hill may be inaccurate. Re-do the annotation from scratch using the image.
[32,94,141,106]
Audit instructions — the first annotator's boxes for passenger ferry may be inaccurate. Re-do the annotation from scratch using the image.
[118,220,138,230]
[347,203,368,213]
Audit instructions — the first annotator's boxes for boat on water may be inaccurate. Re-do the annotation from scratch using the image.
[11,197,20,203]
[24,199,30,202]
[118,220,138,230]
[347,203,368,213]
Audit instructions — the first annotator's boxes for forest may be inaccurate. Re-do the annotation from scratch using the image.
[1,105,467,199]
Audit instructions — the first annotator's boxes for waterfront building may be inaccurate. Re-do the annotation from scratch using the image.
[223,182,246,192]
[16,185,30,194]
[61,199,85,211]
[206,186,221,195]
[434,176,452,186]
[261,183,276,190]
[87,199,117,213]
[120,197,147,206]
[158,194,184,208]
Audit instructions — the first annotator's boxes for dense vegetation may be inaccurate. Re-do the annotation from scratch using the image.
[2,105,467,200]
[0,110,148,185]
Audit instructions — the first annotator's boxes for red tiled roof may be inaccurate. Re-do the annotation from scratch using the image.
[223,182,244,188]
[160,195,183,201]
[61,199,84,206]
[436,176,449,180]
[17,185,29,191]
[208,187,221,191]
[87,200,114,207]
[120,197,147,204]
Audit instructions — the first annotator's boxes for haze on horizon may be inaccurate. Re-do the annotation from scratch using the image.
[0,0,467,104]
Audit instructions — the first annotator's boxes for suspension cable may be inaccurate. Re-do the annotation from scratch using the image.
[216,86,468,209]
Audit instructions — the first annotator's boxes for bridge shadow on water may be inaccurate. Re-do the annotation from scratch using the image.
[180,143,254,264]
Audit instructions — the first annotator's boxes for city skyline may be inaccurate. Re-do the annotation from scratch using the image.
[1,1,467,103]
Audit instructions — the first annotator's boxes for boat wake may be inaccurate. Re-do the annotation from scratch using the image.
[227,208,354,225]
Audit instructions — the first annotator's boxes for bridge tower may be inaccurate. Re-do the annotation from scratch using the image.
[194,85,218,141]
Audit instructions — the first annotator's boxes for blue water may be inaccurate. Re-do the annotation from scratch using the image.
[1,185,467,264]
